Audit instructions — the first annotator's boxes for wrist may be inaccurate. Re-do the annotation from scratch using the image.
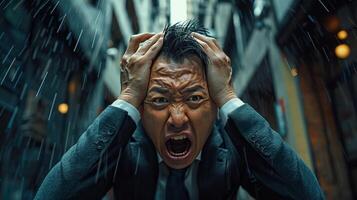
[214,88,237,108]
[118,88,143,109]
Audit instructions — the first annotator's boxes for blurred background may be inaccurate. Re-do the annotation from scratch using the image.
[0,0,356,199]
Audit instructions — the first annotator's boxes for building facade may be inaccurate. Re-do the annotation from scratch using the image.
[190,0,356,199]
[0,0,169,199]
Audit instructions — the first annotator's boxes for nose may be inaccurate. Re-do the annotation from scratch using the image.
[167,105,189,131]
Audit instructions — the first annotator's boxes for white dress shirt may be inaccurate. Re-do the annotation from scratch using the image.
[111,98,245,199]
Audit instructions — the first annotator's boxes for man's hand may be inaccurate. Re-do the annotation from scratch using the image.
[192,32,237,107]
[119,33,164,108]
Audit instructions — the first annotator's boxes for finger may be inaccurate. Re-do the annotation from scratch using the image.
[136,33,163,55]
[143,35,164,59]
[194,37,216,58]
[224,56,231,65]
[125,33,156,55]
[192,32,221,51]
[121,33,156,67]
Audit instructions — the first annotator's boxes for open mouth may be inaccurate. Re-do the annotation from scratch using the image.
[165,135,191,157]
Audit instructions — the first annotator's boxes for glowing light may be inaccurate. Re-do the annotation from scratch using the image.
[68,81,76,94]
[337,30,348,40]
[58,103,69,114]
[291,68,298,77]
[323,16,339,32]
[170,0,187,24]
[335,44,350,59]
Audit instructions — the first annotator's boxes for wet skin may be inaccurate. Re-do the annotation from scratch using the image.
[141,56,217,169]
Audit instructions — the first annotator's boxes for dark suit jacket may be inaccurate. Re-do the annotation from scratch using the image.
[34,104,324,200]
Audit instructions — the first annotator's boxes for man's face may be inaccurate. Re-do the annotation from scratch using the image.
[142,56,217,169]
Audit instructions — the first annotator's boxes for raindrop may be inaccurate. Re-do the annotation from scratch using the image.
[64,121,71,151]
[1,57,16,85]
[92,28,97,49]
[33,0,50,18]
[50,74,57,88]
[50,0,59,14]
[48,92,57,121]
[2,45,14,64]
[73,29,83,52]
[3,0,14,10]
[36,71,48,97]
[322,47,330,62]
[318,0,329,13]
[18,40,29,57]
[32,46,39,60]
[306,32,317,51]
[53,41,58,52]
[13,71,23,88]
[48,143,56,170]
[0,0,6,7]
[81,73,87,90]
[57,14,66,33]
[11,65,20,82]
[6,106,18,130]
[20,83,28,100]
[13,0,25,10]
[66,31,72,41]
[44,30,53,48]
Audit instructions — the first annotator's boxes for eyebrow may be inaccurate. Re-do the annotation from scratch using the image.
[148,86,170,94]
[182,85,206,94]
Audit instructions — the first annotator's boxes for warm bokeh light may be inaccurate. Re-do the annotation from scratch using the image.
[58,103,69,114]
[291,67,298,77]
[337,30,348,40]
[323,16,340,32]
[68,81,76,94]
[335,44,351,59]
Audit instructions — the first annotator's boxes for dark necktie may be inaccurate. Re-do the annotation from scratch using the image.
[166,167,189,200]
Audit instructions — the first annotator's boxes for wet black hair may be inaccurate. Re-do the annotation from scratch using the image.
[160,20,209,67]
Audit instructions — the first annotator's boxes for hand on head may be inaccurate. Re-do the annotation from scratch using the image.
[119,32,164,108]
[119,31,237,109]
[191,32,237,107]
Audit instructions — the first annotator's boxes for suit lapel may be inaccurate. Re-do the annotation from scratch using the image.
[115,124,158,200]
[198,124,229,200]
[131,124,158,199]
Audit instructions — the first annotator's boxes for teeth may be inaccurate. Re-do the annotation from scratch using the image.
[172,152,187,156]
[171,135,187,140]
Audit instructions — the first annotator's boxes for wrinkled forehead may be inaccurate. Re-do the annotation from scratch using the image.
[150,55,206,81]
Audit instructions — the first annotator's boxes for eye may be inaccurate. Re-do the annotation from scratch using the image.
[152,97,169,105]
[187,95,203,103]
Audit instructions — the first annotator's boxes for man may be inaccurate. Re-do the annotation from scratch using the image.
[35,21,324,200]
